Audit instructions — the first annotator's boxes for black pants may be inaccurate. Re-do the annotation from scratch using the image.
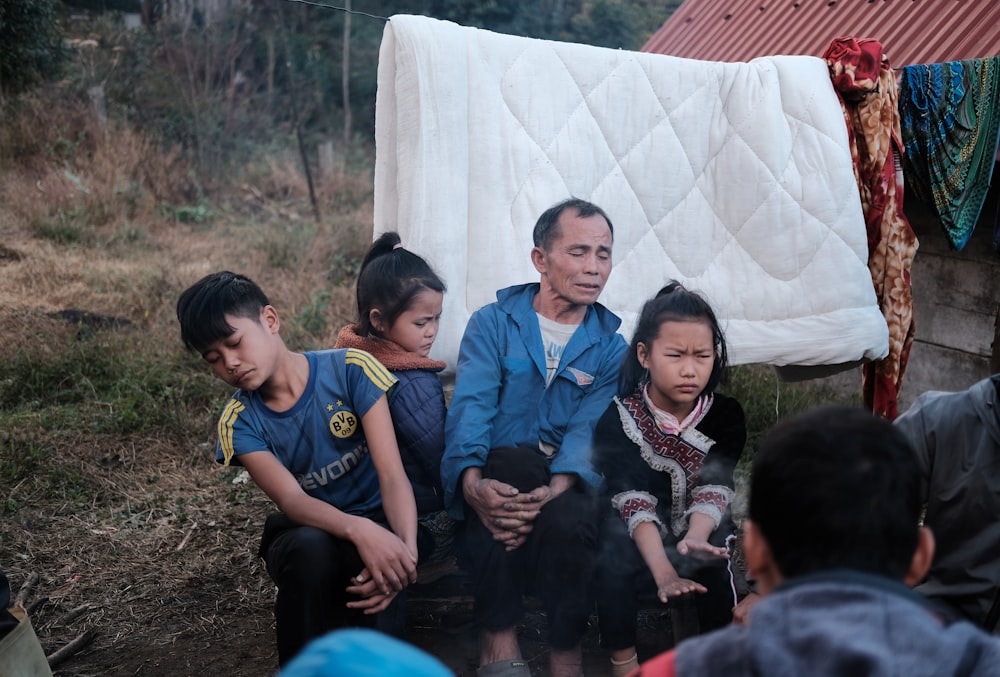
[594,509,737,650]
[259,513,404,666]
[461,446,599,650]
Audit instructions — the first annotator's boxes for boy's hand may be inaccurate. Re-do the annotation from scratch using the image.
[654,573,708,603]
[346,568,401,614]
[350,518,417,598]
[676,536,729,560]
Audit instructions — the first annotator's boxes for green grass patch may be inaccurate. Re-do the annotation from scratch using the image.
[1,332,224,436]
[723,363,860,471]
[0,424,99,516]
[292,289,332,338]
[0,427,52,486]
[159,200,215,225]
[31,206,93,245]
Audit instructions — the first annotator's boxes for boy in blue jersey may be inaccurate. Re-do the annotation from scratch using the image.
[176,271,418,668]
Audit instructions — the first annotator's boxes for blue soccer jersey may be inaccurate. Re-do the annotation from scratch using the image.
[215,349,397,515]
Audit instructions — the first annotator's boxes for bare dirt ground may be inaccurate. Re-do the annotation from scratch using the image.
[5,466,675,677]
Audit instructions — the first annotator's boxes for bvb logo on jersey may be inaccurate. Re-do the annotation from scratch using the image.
[328,409,358,439]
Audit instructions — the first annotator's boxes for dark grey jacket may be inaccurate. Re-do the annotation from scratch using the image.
[895,375,1000,630]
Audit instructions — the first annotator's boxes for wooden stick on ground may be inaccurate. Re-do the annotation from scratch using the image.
[47,628,97,668]
[53,603,93,627]
[176,522,198,551]
[15,572,39,608]
[27,596,49,616]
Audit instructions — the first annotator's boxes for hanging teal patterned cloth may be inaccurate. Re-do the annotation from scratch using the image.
[899,57,1000,251]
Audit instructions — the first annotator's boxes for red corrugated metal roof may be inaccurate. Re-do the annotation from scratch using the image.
[642,0,1000,67]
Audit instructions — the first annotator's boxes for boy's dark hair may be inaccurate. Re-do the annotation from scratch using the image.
[749,405,921,580]
[619,281,728,397]
[176,271,270,354]
[356,232,446,338]
[532,197,614,251]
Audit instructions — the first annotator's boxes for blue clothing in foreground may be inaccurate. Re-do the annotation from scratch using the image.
[675,570,1000,677]
[441,283,627,517]
[278,628,453,677]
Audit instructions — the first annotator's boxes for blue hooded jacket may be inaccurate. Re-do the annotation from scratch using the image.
[441,283,627,518]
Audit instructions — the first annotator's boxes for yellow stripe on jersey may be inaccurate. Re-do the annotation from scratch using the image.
[217,398,246,466]
[345,348,397,392]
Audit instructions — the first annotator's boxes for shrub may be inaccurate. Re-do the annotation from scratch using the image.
[0,0,65,99]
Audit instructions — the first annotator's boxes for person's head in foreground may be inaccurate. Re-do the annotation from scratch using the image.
[744,404,933,593]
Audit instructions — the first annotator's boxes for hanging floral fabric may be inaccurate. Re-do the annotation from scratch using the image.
[823,37,919,421]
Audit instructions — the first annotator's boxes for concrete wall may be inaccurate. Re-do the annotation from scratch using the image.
[899,182,1000,410]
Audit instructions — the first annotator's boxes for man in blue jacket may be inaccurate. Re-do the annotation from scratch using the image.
[441,197,628,677]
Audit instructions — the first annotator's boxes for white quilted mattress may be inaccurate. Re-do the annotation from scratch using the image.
[373,14,889,371]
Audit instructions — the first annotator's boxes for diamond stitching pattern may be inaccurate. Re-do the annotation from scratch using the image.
[375,15,889,368]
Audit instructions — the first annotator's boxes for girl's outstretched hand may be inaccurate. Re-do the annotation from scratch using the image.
[655,574,707,603]
[676,536,729,560]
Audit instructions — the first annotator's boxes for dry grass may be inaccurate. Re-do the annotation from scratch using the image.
[0,86,367,330]
[3,430,278,675]
[0,91,196,242]
[0,87,372,675]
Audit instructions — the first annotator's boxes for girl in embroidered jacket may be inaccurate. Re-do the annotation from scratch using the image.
[334,232,454,565]
[593,282,747,677]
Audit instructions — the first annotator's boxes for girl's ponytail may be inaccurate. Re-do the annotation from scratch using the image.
[355,232,446,337]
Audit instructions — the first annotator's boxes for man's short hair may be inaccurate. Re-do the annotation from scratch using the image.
[532,197,614,251]
[176,271,269,354]
[749,405,921,580]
